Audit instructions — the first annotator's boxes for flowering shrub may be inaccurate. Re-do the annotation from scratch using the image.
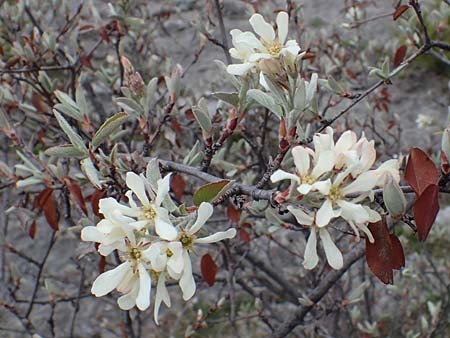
[1,1,449,337]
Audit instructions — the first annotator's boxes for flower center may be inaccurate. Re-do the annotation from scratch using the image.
[302,175,315,185]
[329,185,342,202]
[143,205,157,220]
[179,232,195,249]
[150,269,161,282]
[267,42,282,57]
[128,247,142,261]
[166,248,174,257]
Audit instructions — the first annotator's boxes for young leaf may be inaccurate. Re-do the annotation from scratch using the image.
[35,188,59,231]
[64,178,88,216]
[116,97,144,116]
[212,92,239,107]
[193,180,232,206]
[413,184,439,241]
[247,89,283,118]
[92,112,128,148]
[394,45,407,67]
[54,90,83,121]
[404,147,439,196]
[366,219,405,284]
[80,157,102,189]
[192,98,212,133]
[170,174,185,201]
[227,204,240,224]
[393,5,410,21]
[53,110,88,154]
[200,253,217,287]
[45,145,86,158]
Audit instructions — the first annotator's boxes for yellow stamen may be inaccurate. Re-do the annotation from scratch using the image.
[329,185,342,202]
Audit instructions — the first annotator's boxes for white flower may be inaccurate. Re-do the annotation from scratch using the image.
[125,172,178,241]
[416,114,434,129]
[148,203,237,301]
[288,206,343,270]
[227,11,300,75]
[91,240,152,311]
[81,197,147,255]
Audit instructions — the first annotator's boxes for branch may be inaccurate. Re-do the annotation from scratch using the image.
[158,159,274,201]
[271,243,366,337]
[213,0,232,64]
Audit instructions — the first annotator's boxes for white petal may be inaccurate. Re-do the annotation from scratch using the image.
[319,229,343,270]
[338,200,370,225]
[91,261,131,297]
[234,31,264,50]
[188,202,213,235]
[81,226,106,243]
[248,53,272,62]
[359,223,375,243]
[98,243,118,256]
[155,174,172,207]
[167,242,184,275]
[297,183,313,195]
[99,197,134,218]
[154,273,170,325]
[312,179,332,195]
[282,40,300,56]
[311,150,335,178]
[270,169,299,183]
[179,251,196,301]
[316,199,338,227]
[136,263,151,311]
[287,205,313,226]
[195,228,237,244]
[276,11,289,44]
[341,171,377,195]
[126,172,150,206]
[291,146,310,176]
[335,130,357,154]
[249,13,275,41]
[117,280,139,310]
[226,63,254,75]
[303,228,319,270]
[154,207,178,241]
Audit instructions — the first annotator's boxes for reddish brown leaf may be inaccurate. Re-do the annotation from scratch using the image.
[413,184,440,241]
[227,204,240,224]
[366,219,404,284]
[394,45,407,67]
[239,228,251,243]
[29,221,37,239]
[404,148,439,196]
[200,253,217,287]
[42,190,59,231]
[393,5,410,21]
[64,178,88,216]
[170,174,185,201]
[90,189,105,218]
[34,188,53,209]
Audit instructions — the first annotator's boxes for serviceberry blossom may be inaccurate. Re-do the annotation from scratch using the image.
[81,169,236,323]
[271,128,401,270]
[227,11,300,75]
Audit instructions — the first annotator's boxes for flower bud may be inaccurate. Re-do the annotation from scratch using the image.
[383,173,406,219]
[441,124,450,165]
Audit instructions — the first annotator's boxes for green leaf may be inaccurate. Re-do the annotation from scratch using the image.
[54,90,83,121]
[247,89,283,118]
[92,112,128,148]
[144,77,158,109]
[53,110,88,154]
[212,92,239,107]
[76,87,89,117]
[80,157,102,189]
[192,98,212,133]
[193,179,233,206]
[116,97,144,116]
[45,145,86,158]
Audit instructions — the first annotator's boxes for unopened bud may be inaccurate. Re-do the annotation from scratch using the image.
[196,308,203,321]
[383,173,406,219]
[217,297,226,308]
[441,125,450,166]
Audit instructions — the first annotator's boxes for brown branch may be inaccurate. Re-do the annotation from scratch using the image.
[213,0,232,64]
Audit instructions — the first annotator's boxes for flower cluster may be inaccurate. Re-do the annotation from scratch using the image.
[227,11,300,76]
[81,168,236,323]
[271,128,400,270]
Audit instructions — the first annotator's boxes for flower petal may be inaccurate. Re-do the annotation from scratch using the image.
[179,251,196,301]
[276,11,289,44]
[312,179,332,195]
[249,13,275,41]
[287,205,313,226]
[155,174,172,207]
[91,261,131,297]
[155,207,178,241]
[316,199,338,227]
[338,200,370,225]
[291,146,310,176]
[303,228,319,270]
[311,150,334,178]
[154,273,171,325]
[81,226,106,243]
[319,229,343,269]
[226,63,255,75]
[167,242,184,275]
[117,280,139,310]
[126,172,150,206]
[188,202,213,235]
[135,263,151,311]
[195,228,237,244]
[270,169,299,183]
